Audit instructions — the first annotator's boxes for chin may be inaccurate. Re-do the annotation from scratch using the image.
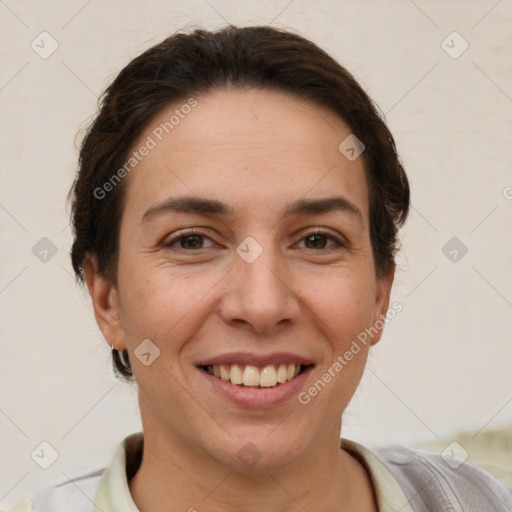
[209,428,307,473]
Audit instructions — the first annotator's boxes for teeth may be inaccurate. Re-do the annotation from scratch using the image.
[259,365,277,387]
[243,365,260,386]
[230,364,243,385]
[205,363,304,387]
[220,364,230,381]
[276,364,288,383]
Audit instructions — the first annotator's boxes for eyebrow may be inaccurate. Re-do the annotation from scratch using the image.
[141,195,363,224]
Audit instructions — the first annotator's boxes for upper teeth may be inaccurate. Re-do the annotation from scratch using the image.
[206,363,301,387]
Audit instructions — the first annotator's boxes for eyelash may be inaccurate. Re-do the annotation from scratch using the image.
[163,229,346,252]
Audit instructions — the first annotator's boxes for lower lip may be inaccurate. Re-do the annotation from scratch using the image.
[198,366,314,408]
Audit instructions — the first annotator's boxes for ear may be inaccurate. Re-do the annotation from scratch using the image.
[83,255,127,351]
[369,262,395,346]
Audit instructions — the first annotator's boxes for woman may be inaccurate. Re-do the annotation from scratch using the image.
[31,25,511,511]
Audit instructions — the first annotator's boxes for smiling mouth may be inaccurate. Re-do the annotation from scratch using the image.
[199,363,313,388]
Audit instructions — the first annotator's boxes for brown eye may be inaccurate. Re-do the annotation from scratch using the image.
[304,234,328,249]
[164,232,216,250]
[179,234,204,249]
[298,231,345,250]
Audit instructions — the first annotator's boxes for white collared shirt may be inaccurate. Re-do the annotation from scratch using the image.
[42,433,413,511]
[20,432,511,511]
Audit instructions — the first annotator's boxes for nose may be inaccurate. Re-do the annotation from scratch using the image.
[219,240,301,334]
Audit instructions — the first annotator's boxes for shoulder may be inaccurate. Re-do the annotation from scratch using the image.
[30,432,141,512]
[29,469,105,512]
[373,443,512,511]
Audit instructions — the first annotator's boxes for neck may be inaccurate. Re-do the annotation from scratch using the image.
[129,425,377,512]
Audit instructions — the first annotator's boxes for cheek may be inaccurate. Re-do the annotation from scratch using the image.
[117,264,217,349]
[309,281,374,407]
[305,273,377,349]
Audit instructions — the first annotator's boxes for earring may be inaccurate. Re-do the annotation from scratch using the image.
[111,344,133,376]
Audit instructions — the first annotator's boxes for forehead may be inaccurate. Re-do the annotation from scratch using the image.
[122,88,369,224]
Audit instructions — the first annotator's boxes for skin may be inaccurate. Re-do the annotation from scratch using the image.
[85,87,394,512]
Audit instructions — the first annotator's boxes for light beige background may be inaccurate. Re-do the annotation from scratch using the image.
[1,0,511,504]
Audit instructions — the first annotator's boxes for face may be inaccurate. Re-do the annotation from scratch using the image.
[86,87,394,470]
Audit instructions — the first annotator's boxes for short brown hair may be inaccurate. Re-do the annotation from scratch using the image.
[69,25,410,379]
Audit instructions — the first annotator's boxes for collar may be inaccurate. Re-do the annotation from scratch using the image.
[341,438,414,512]
[94,433,413,512]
